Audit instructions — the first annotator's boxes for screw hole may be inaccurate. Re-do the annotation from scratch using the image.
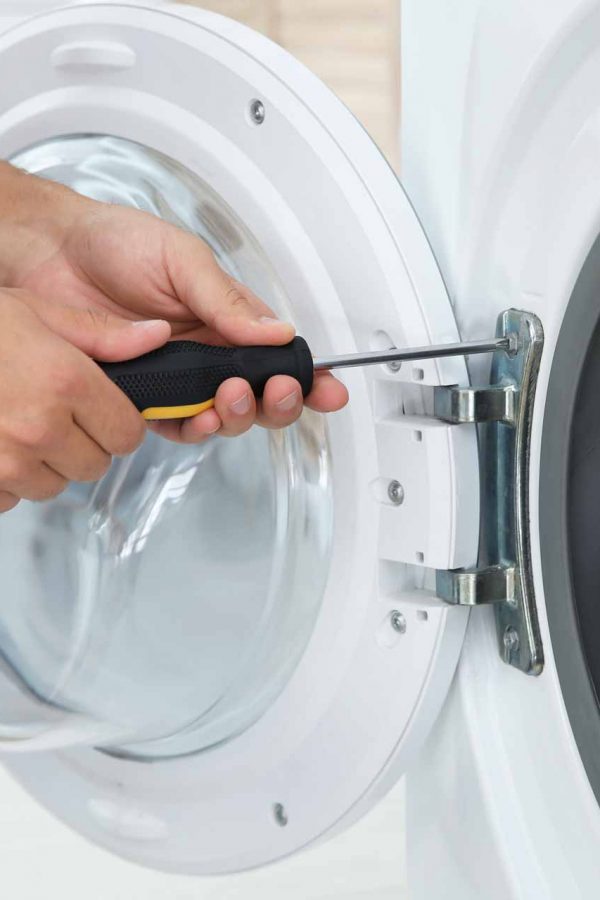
[412,367,424,382]
[273,803,288,827]
[417,610,429,621]
[413,430,423,443]
[416,551,425,563]
[249,98,265,125]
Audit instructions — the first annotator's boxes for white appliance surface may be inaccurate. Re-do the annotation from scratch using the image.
[403,1,600,898]
[0,764,406,899]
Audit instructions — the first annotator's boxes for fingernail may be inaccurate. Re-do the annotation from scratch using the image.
[259,315,281,325]
[132,319,168,330]
[230,392,251,415]
[259,316,295,335]
[276,390,300,412]
[204,421,221,434]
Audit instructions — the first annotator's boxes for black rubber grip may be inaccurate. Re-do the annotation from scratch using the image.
[98,337,315,413]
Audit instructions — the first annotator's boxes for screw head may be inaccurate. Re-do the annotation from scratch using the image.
[503,626,520,653]
[249,99,265,124]
[387,480,405,505]
[273,803,288,827]
[390,610,407,634]
[387,350,402,373]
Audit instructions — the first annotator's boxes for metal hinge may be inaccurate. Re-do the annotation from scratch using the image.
[434,309,544,676]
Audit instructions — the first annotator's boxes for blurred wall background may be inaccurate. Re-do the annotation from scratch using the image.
[182,0,401,169]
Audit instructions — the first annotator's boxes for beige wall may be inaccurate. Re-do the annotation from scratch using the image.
[182,0,400,168]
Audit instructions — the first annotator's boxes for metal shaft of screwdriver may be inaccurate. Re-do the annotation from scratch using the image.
[313,336,513,371]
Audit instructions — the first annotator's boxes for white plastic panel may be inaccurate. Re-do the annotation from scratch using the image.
[375,416,470,569]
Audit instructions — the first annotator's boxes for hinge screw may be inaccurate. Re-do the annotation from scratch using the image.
[390,610,407,634]
[387,348,402,373]
[503,626,520,654]
[387,480,405,505]
[249,99,265,124]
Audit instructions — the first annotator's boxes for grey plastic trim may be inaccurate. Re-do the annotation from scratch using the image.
[540,230,600,806]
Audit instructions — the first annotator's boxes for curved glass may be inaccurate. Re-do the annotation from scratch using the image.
[0,136,332,759]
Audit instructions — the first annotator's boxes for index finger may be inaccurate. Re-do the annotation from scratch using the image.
[72,356,146,456]
[163,229,295,346]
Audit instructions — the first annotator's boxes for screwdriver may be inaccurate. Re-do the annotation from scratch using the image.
[99,334,516,420]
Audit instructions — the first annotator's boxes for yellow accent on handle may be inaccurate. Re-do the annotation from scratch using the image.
[142,399,215,421]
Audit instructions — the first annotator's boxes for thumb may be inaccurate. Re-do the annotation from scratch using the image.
[165,231,295,345]
[31,304,171,361]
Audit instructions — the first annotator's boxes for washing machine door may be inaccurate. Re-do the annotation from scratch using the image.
[0,0,479,874]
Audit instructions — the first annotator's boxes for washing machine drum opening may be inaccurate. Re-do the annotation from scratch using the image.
[542,229,600,807]
[568,315,600,694]
[0,135,332,760]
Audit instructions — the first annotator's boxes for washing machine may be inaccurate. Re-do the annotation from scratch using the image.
[0,1,596,898]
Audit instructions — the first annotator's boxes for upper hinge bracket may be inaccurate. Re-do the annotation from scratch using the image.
[434,382,518,425]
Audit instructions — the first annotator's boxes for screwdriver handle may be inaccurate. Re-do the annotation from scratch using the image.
[98,337,314,420]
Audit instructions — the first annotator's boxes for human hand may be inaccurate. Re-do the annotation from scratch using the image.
[0,164,348,443]
[0,288,170,512]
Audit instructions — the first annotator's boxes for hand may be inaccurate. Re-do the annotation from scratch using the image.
[0,164,348,443]
[0,288,170,512]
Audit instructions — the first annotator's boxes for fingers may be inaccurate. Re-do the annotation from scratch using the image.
[22,464,68,503]
[164,229,295,346]
[43,424,112,483]
[0,290,152,512]
[255,375,304,429]
[146,410,221,444]
[149,375,305,442]
[72,359,147,457]
[255,372,348,426]
[304,370,350,413]
[147,378,257,443]
[147,407,221,444]
[212,377,257,437]
[0,403,112,496]
[0,491,19,513]
[211,279,295,347]
[16,294,172,362]
[0,454,67,502]
[149,371,349,443]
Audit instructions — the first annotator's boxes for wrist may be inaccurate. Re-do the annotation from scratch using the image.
[0,162,87,285]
